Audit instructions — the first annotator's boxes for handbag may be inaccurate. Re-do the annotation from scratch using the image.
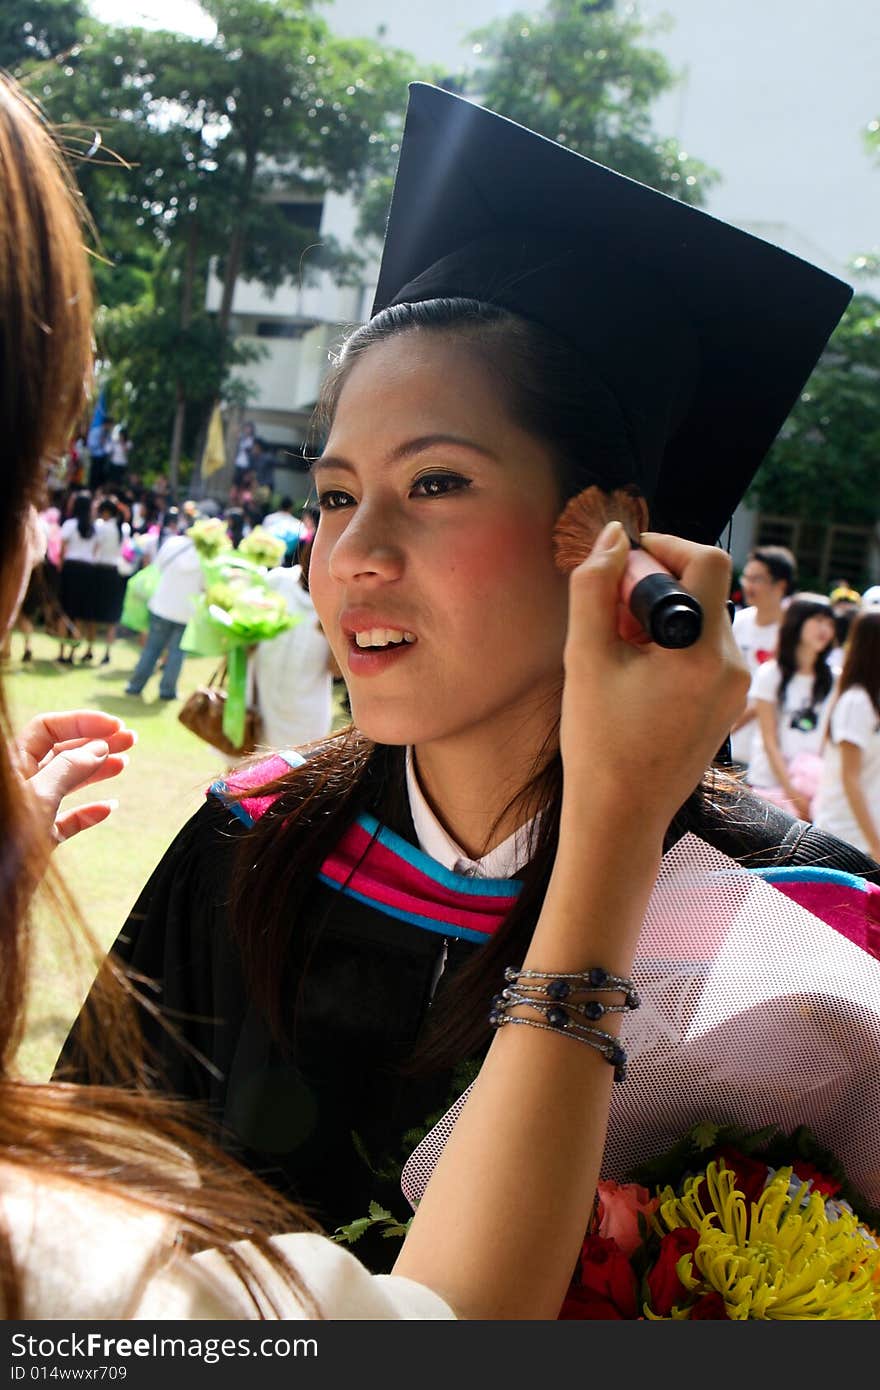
[177,660,264,759]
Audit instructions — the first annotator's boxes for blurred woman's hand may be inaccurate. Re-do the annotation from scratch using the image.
[14,710,136,842]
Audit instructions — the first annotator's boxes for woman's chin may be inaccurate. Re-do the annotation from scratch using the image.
[348,696,445,747]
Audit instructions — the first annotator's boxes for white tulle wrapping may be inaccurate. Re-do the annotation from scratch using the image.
[402,834,880,1210]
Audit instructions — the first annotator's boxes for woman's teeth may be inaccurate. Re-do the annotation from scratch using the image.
[354,628,416,648]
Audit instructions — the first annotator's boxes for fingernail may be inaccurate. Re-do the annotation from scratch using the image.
[92,741,109,757]
[597,520,624,551]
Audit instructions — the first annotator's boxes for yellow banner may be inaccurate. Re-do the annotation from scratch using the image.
[202,405,226,477]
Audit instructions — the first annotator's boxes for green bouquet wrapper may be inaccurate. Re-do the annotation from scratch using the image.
[182,552,301,749]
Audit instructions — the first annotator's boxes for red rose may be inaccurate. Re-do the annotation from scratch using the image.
[646,1227,699,1316]
[791,1159,842,1198]
[713,1146,770,1205]
[688,1292,728,1319]
[558,1235,638,1320]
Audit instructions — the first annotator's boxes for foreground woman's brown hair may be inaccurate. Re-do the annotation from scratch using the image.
[0,74,319,1319]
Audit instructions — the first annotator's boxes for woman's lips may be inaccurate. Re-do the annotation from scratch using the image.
[346,632,417,676]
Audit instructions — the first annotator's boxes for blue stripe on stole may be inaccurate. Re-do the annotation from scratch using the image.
[748,865,871,892]
[355,812,524,897]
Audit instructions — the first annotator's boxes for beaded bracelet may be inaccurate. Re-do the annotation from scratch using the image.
[498,985,632,1023]
[489,965,640,1084]
[504,965,640,1010]
[489,1012,628,1084]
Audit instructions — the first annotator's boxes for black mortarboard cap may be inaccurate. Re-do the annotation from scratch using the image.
[371,83,853,544]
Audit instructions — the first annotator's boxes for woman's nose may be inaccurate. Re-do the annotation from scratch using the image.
[327,502,405,584]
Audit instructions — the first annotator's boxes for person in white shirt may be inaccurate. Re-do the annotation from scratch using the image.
[746,593,837,819]
[728,545,797,767]
[83,496,130,664]
[252,551,339,750]
[261,495,303,564]
[124,530,204,700]
[814,610,880,861]
[57,489,97,663]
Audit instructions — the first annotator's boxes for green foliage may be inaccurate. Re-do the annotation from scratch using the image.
[747,295,880,524]
[30,0,422,478]
[465,0,718,205]
[0,0,85,73]
[332,1201,412,1247]
[96,266,264,474]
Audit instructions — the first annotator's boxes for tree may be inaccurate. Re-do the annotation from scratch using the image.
[42,1,421,488]
[357,0,716,242]
[466,0,717,205]
[747,295,880,525]
[0,0,85,73]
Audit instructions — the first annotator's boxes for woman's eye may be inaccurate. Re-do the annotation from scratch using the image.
[411,473,470,498]
[317,489,354,511]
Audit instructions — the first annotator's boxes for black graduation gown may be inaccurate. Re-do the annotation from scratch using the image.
[59,775,880,1267]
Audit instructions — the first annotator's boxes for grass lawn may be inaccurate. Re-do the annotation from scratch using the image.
[7,628,348,1080]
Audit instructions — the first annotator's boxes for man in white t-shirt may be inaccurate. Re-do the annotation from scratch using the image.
[124,532,204,700]
[728,545,797,767]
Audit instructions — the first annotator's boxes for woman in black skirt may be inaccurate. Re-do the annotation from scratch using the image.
[90,496,128,664]
[57,489,96,663]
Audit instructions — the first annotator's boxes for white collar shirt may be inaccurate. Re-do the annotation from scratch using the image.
[404,748,536,880]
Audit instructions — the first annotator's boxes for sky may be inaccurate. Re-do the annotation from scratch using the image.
[88,0,216,37]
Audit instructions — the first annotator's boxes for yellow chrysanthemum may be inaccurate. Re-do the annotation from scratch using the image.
[645,1163,880,1320]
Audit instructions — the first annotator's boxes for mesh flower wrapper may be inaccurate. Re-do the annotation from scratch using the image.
[401,834,880,1215]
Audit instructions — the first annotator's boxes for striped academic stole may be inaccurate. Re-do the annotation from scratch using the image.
[210,755,880,956]
[209,752,523,945]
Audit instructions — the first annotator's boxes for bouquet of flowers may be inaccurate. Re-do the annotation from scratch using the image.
[561,1121,880,1321]
[236,525,287,570]
[182,521,298,749]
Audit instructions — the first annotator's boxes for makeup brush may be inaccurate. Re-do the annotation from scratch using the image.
[552,485,703,648]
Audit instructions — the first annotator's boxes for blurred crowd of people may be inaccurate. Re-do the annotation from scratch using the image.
[730,544,880,862]
[6,461,340,750]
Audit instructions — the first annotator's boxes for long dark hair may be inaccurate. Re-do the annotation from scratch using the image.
[230,296,736,1070]
[72,489,94,540]
[776,593,835,710]
[830,610,880,730]
[0,74,319,1319]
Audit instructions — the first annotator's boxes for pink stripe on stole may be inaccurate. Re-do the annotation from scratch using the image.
[772,879,880,961]
[321,822,518,935]
[222,754,295,822]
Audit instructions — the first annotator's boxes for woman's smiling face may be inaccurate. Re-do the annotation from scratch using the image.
[308,331,571,750]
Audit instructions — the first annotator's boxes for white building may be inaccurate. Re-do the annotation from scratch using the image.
[216,0,880,578]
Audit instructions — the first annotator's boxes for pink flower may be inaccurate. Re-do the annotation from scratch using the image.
[596,1180,659,1258]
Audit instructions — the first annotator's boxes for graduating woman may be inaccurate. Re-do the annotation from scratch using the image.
[65,85,879,1266]
[0,69,755,1322]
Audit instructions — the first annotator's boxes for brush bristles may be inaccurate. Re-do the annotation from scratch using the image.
[552,486,649,575]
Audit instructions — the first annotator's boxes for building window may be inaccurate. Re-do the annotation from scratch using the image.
[255,320,315,339]
[276,199,323,234]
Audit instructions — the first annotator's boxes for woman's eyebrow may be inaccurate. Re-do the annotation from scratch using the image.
[311,434,499,476]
